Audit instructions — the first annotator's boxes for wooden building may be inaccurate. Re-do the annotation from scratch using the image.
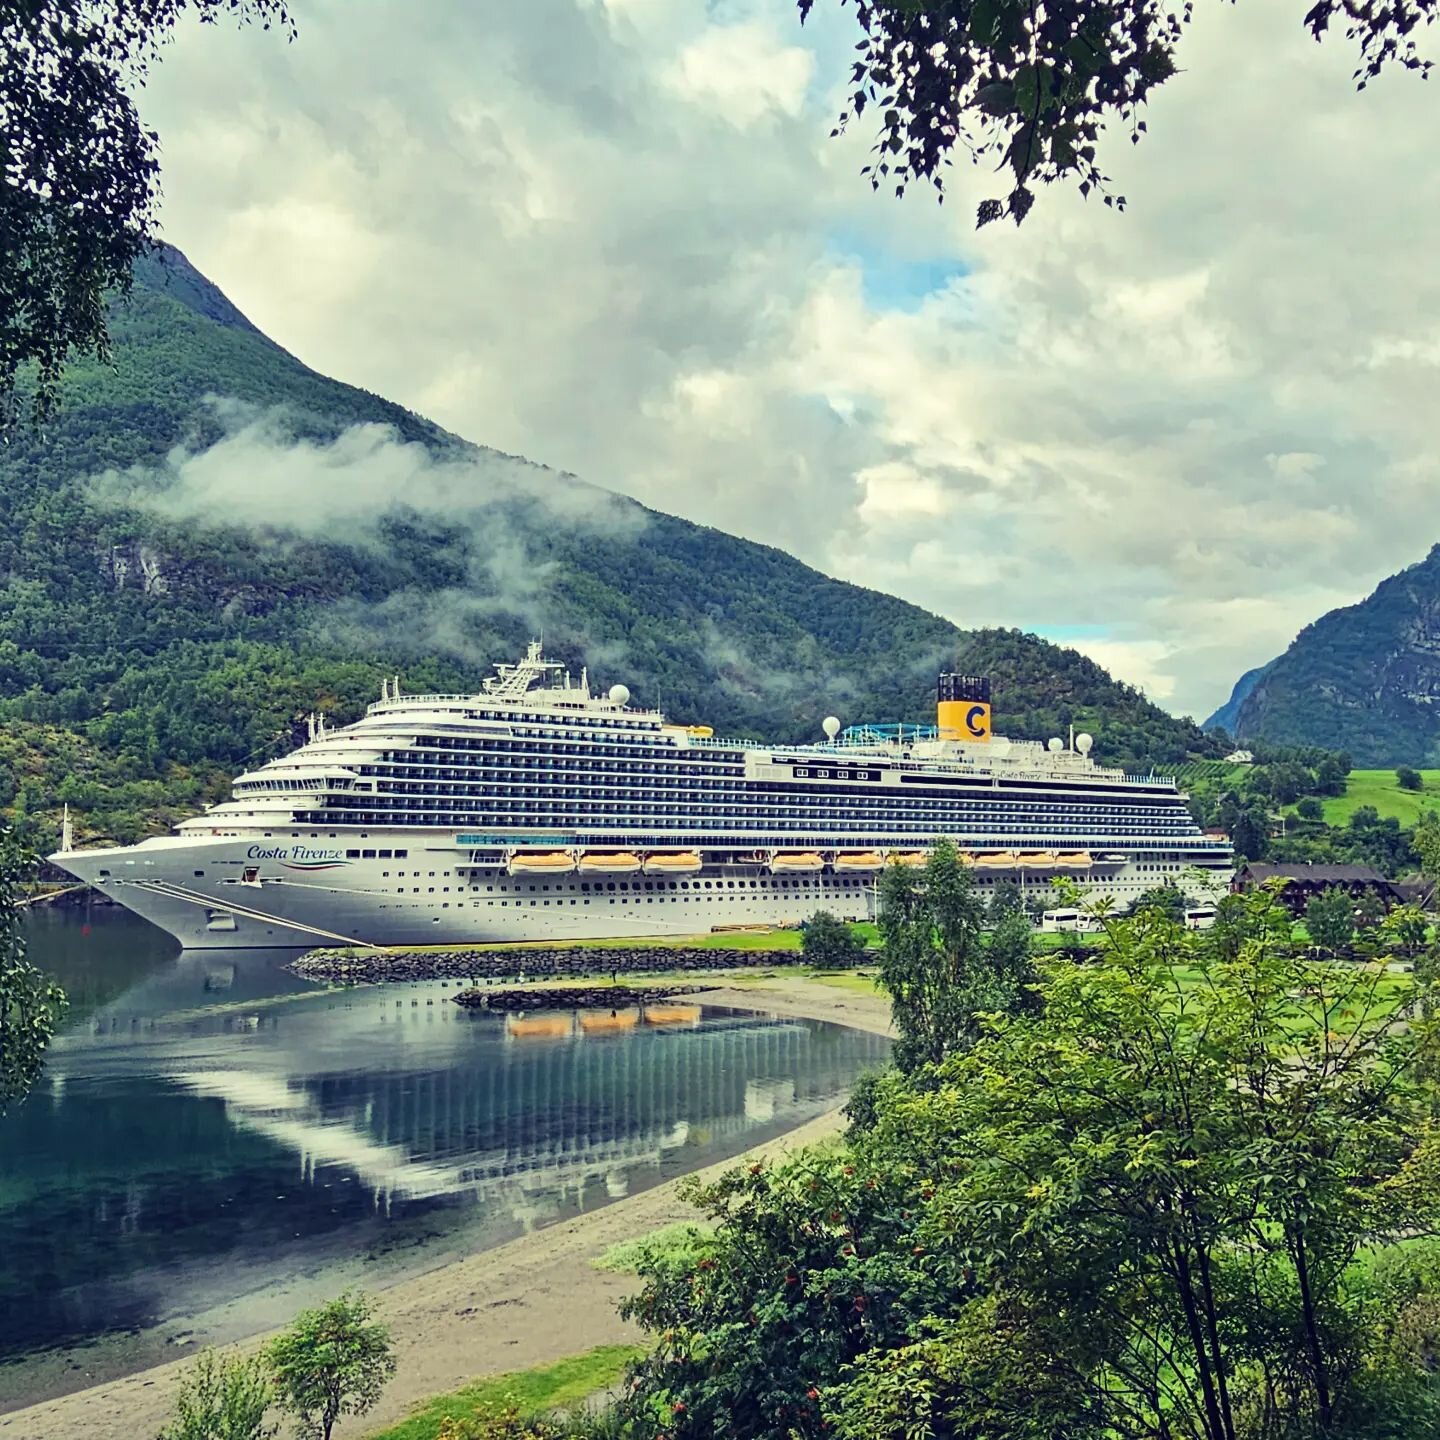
[1232,862,1404,914]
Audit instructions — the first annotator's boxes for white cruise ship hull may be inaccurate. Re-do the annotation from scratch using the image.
[53,829,1229,951]
[54,833,891,950]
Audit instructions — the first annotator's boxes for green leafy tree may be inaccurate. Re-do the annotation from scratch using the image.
[265,1292,394,1440]
[876,839,1037,1072]
[832,890,1440,1440]
[1297,796,1325,822]
[1399,766,1425,791]
[617,1147,935,1440]
[799,0,1435,229]
[160,1349,275,1440]
[1356,884,1389,930]
[1126,884,1186,923]
[800,911,867,969]
[1415,810,1440,881]
[1306,884,1357,954]
[1315,754,1349,796]
[1230,806,1269,861]
[0,0,292,426]
[1352,804,1382,830]
[0,828,67,1114]
[986,876,1025,924]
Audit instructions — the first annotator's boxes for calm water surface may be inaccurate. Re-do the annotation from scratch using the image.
[0,908,888,1409]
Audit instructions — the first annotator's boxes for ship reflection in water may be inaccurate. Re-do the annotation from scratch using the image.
[0,912,888,1400]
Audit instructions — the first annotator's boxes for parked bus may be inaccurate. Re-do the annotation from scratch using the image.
[1184,905,1217,931]
[1040,907,1102,934]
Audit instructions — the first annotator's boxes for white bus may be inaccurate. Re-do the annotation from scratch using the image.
[1040,907,1102,934]
[1184,905,1217,931]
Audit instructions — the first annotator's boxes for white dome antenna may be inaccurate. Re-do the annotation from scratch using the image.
[822,716,841,741]
[608,683,631,707]
[1075,732,1094,755]
[1047,737,1064,753]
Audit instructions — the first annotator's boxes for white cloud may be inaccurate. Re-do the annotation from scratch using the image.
[664,20,813,125]
[133,0,1440,722]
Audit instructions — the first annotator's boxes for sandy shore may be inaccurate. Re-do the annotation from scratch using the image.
[0,976,891,1440]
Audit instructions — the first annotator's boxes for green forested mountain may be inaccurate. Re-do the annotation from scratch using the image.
[1213,545,1440,766]
[0,247,1223,847]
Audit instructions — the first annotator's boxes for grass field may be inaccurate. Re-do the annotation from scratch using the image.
[327,922,884,959]
[369,1345,644,1440]
[1317,769,1440,827]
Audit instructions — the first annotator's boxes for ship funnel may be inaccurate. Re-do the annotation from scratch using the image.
[937,672,992,743]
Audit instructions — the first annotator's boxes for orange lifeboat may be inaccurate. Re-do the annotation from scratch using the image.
[508,850,576,876]
[769,852,825,873]
[973,851,1019,870]
[1020,851,1060,869]
[644,851,704,876]
[578,850,642,876]
[834,851,884,872]
[887,851,927,868]
[1054,850,1094,870]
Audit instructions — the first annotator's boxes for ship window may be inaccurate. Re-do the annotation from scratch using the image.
[347,849,360,858]
[362,849,376,859]
[194,870,205,877]
[379,849,392,858]
[396,849,407,858]
[98,869,111,877]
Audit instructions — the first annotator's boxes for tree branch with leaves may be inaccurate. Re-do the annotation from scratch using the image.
[800,0,1437,227]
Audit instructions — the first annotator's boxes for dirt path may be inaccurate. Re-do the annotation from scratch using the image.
[1,978,891,1440]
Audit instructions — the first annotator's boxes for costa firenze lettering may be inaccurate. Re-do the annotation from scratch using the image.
[247,845,345,862]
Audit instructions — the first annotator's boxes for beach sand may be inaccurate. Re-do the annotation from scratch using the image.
[0,976,891,1440]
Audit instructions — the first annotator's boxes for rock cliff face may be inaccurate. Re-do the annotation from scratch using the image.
[1222,545,1440,765]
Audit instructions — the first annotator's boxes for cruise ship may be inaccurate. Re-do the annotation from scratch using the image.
[51,644,1233,949]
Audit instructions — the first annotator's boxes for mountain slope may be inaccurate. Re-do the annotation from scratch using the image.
[1204,660,1274,736]
[1225,545,1440,765]
[0,246,1223,845]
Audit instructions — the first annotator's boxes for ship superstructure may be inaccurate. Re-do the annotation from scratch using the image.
[52,644,1232,949]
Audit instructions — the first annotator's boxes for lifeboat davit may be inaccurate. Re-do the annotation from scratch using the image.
[508,850,576,876]
[578,850,643,876]
[887,851,927,868]
[579,1008,640,1033]
[834,851,884,872]
[643,851,704,876]
[769,851,825,873]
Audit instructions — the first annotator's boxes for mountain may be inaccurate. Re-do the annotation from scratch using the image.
[1204,661,1274,738]
[1218,545,1440,765]
[0,246,1224,846]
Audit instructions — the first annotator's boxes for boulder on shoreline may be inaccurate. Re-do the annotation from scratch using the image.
[288,943,791,985]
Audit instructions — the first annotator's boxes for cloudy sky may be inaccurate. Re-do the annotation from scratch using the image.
[136,0,1440,721]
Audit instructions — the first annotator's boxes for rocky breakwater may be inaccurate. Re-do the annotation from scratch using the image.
[289,944,790,985]
[452,983,706,1011]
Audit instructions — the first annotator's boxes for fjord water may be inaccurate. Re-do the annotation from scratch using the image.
[0,908,887,1409]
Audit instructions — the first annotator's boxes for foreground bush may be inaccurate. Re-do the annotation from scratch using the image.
[158,1348,275,1440]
